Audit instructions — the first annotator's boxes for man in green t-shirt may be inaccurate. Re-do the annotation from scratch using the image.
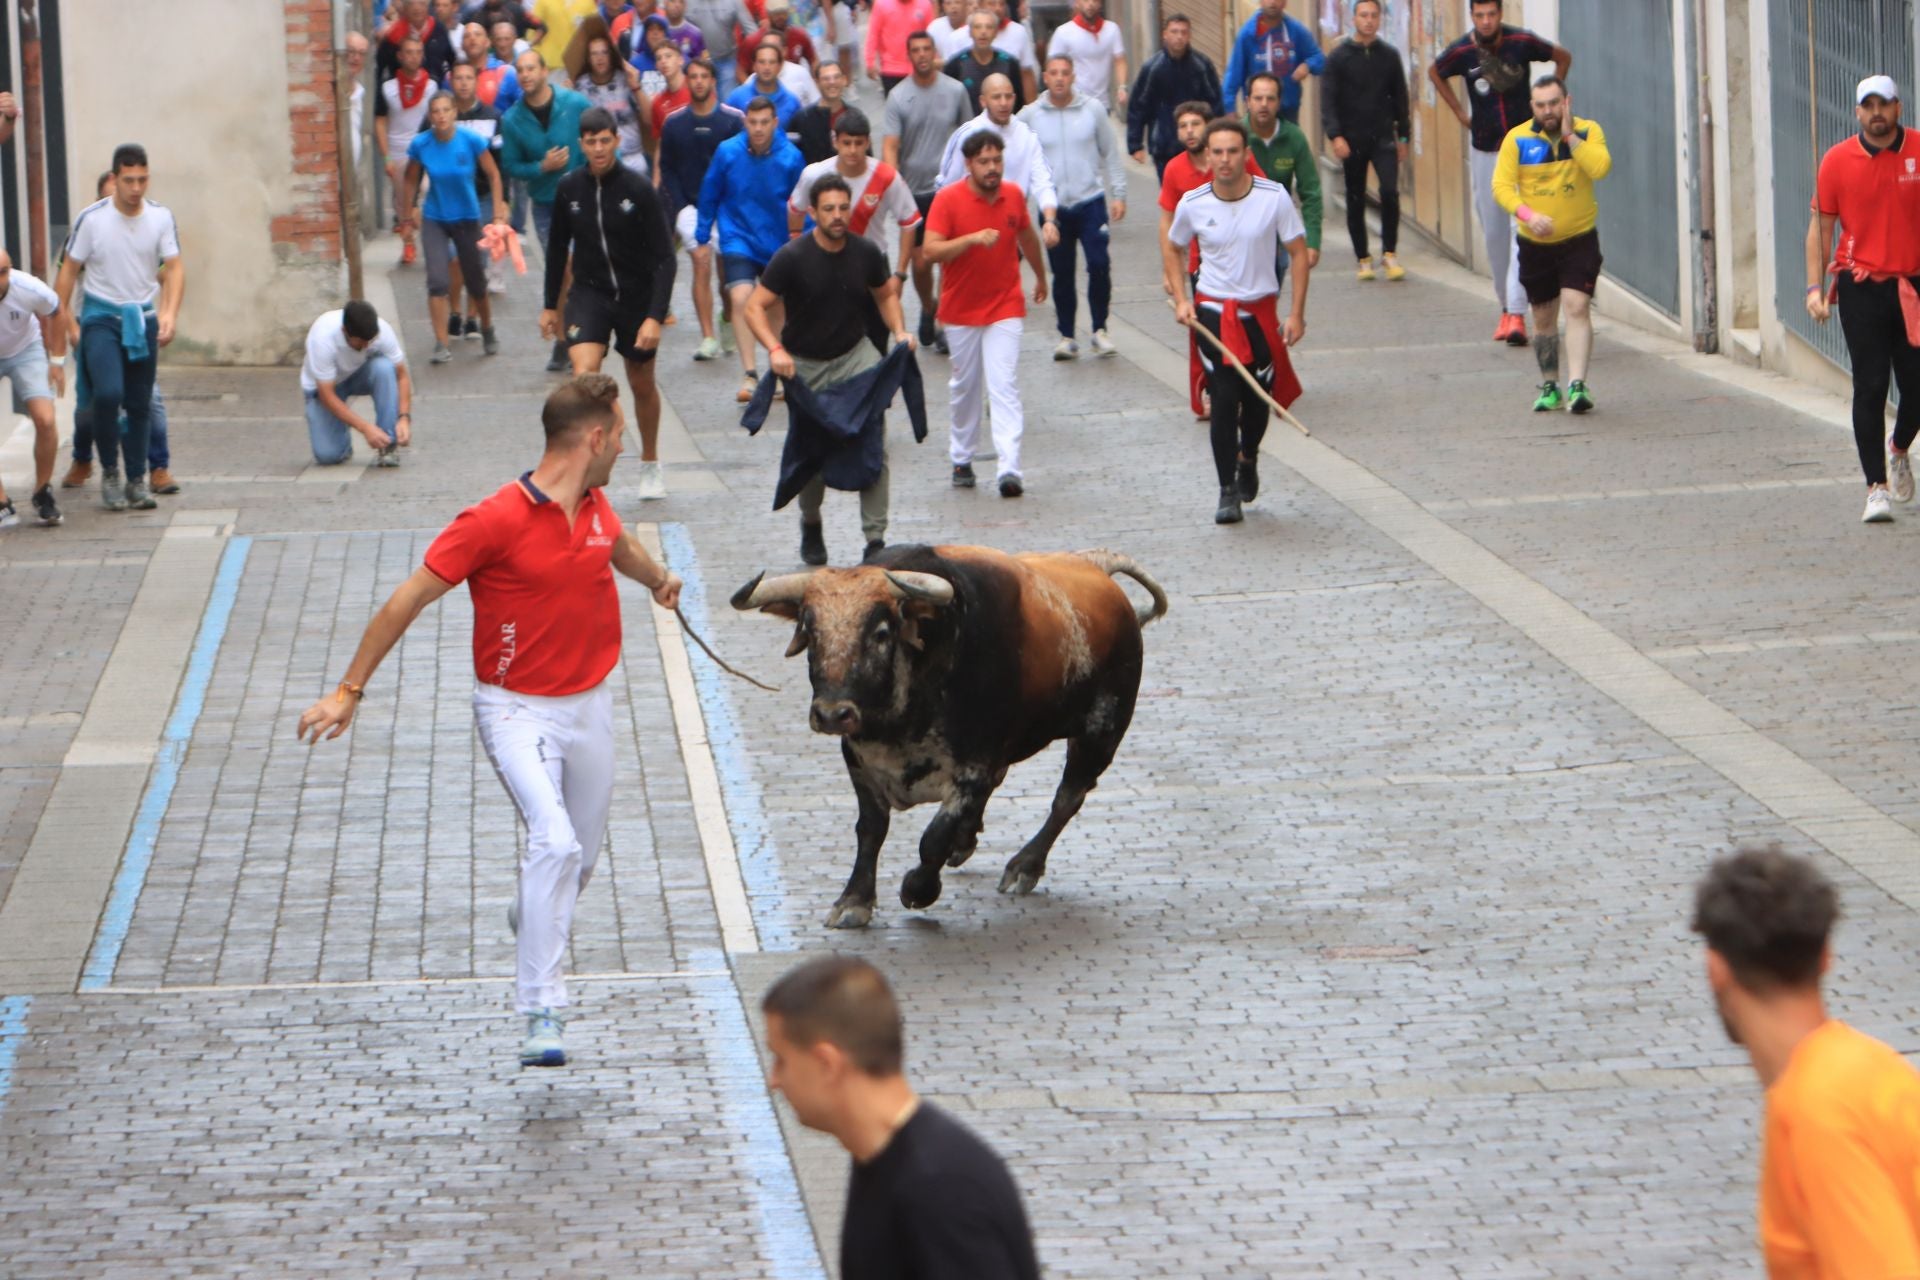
[1242,71,1321,288]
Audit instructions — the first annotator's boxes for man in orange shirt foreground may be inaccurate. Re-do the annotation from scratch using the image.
[1693,845,1920,1278]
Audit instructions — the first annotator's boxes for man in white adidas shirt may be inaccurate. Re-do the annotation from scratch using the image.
[1164,115,1308,527]
[1044,0,1127,109]
[0,251,67,529]
[935,73,1059,242]
[54,142,184,514]
[787,107,918,281]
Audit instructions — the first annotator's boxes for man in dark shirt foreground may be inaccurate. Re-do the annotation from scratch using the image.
[761,956,1041,1280]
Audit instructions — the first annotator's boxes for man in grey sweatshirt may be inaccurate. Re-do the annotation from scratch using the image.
[1018,55,1127,359]
[681,0,761,96]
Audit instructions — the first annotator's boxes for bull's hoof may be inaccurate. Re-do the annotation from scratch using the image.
[946,841,977,868]
[997,865,1041,896]
[825,899,875,929]
[899,866,944,911]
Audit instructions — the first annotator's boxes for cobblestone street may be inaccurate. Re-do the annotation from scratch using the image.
[3,149,1919,1277]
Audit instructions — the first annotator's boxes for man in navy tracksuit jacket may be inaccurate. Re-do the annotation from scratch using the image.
[695,96,805,395]
[656,62,745,361]
[1223,0,1324,122]
[1124,14,1226,179]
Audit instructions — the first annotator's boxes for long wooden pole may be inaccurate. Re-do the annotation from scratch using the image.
[1171,300,1311,438]
[19,0,46,279]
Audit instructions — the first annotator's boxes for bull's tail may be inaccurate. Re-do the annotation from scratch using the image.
[1075,549,1170,628]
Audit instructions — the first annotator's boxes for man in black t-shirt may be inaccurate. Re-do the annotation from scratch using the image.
[744,174,914,565]
[761,957,1041,1280]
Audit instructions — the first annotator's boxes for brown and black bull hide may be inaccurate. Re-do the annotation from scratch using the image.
[731,544,1168,927]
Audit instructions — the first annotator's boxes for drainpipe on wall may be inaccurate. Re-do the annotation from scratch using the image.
[18,0,47,279]
[333,0,365,300]
[1689,0,1718,353]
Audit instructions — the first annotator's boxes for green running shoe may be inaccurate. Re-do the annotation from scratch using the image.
[1531,381,1563,412]
[1567,380,1595,414]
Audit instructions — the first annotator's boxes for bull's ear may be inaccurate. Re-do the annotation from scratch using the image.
[758,601,801,622]
[899,600,939,650]
[784,623,809,657]
[899,616,925,651]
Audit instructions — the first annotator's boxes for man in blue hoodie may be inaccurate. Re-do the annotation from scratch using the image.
[696,95,805,399]
[1223,0,1323,122]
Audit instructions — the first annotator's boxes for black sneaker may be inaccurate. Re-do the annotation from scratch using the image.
[464,314,483,341]
[30,484,60,527]
[1214,487,1244,525]
[1235,456,1259,503]
[446,312,463,339]
[861,539,885,563]
[917,309,937,348]
[998,474,1023,498]
[799,521,828,566]
[546,340,569,373]
[951,463,976,489]
[933,332,949,356]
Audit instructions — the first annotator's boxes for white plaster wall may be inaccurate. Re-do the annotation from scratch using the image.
[61,0,343,365]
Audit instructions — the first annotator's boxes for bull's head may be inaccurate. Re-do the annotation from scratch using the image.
[730,567,954,736]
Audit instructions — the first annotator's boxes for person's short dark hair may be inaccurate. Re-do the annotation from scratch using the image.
[1470,0,1503,10]
[906,28,934,46]
[832,106,871,137]
[1691,845,1839,991]
[401,32,425,47]
[1204,116,1249,146]
[754,36,784,59]
[1245,71,1283,99]
[95,169,113,197]
[579,105,618,137]
[541,373,622,443]
[1173,99,1213,126]
[960,128,1005,160]
[687,54,717,77]
[744,94,778,117]
[1533,73,1567,95]
[809,172,853,206]
[111,143,149,174]
[1354,0,1380,12]
[341,300,381,342]
[761,956,904,1076]
[1161,12,1190,29]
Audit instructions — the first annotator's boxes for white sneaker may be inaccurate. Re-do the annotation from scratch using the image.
[521,1008,566,1067]
[719,325,737,356]
[1090,329,1117,357]
[1864,486,1895,523]
[1053,337,1079,361]
[693,335,721,361]
[1889,435,1915,502]
[636,460,667,501]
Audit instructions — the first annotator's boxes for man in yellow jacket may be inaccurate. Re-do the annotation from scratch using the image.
[1492,75,1611,413]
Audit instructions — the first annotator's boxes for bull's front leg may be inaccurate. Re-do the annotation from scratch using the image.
[900,771,991,911]
[828,765,891,929]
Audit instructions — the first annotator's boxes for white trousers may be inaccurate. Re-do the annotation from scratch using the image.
[946,318,1025,480]
[473,680,615,1014]
[1469,148,1528,314]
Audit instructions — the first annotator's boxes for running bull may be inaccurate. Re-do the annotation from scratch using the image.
[731,545,1168,927]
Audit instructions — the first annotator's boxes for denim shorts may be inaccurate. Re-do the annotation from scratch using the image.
[720,254,766,288]
[0,342,52,410]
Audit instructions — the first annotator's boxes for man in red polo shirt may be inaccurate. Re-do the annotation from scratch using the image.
[296,375,683,1069]
[1809,74,1920,524]
[923,127,1047,497]
[1158,99,1265,419]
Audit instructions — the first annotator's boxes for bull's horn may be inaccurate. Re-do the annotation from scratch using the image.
[883,570,955,605]
[730,570,816,611]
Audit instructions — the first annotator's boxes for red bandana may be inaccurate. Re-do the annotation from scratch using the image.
[1071,13,1102,34]
[395,67,431,110]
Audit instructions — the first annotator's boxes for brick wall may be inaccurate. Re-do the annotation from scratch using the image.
[271,0,342,262]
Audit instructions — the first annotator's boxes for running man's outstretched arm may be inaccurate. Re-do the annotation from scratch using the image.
[611,534,684,608]
[296,568,456,742]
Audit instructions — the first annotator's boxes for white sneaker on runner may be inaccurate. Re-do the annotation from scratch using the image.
[1889,435,1915,502]
[1053,337,1079,361]
[720,325,737,356]
[1090,329,1117,357]
[521,1009,566,1067]
[636,460,667,501]
[1864,486,1895,523]
[693,336,721,361]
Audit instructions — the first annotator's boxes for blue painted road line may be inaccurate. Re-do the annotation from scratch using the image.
[81,536,253,991]
[691,954,826,1279]
[0,995,30,1123]
[660,523,796,953]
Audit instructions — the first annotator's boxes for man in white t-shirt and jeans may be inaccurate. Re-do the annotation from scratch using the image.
[0,251,68,529]
[1044,0,1127,110]
[301,300,415,465]
[54,142,185,513]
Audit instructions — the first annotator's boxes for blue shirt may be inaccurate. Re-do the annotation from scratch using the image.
[725,79,801,128]
[1223,13,1325,111]
[409,128,489,223]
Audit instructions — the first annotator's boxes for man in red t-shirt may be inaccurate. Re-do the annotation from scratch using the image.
[736,0,817,80]
[297,375,683,1069]
[1808,74,1920,524]
[649,42,692,140]
[923,128,1047,496]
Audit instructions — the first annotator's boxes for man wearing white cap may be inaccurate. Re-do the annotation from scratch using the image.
[1808,74,1920,524]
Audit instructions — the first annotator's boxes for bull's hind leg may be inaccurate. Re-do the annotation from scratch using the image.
[999,687,1135,896]
[900,773,991,911]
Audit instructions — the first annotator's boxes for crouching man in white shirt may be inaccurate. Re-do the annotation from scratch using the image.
[300,300,415,466]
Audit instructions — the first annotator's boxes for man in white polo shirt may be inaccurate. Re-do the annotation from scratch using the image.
[301,300,415,466]
[1044,0,1127,109]
[54,142,184,512]
[0,250,67,529]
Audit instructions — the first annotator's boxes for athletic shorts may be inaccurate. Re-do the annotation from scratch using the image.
[674,204,702,252]
[1517,230,1604,305]
[565,288,658,363]
[721,254,766,288]
[0,343,52,409]
[911,190,937,246]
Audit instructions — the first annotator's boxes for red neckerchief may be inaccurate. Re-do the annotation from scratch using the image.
[395,67,431,109]
[1071,13,1102,34]
[386,15,436,45]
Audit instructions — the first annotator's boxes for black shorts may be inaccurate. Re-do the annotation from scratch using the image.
[911,190,937,246]
[1517,230,1603,305]
[564,288,657,363]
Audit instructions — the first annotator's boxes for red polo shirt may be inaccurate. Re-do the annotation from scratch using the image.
[424,476,625,696]
[1158,148,1266,274]
[1817,126,1920,277]
[926,178,1028,327]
